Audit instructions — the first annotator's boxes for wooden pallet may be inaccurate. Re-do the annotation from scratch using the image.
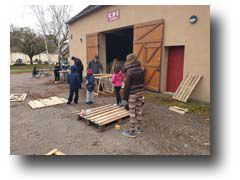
[10,93,27,102]
[28,96,67,109]
[172,74,202,102]
[77,104,129,131]
[45,148,65,155]
[93,74,113,96]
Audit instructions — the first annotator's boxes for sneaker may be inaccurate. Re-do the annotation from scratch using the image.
[86,102,90,105]
[89,101,93,104]
[118,103,123,107]
[122,130,137,138]
[135,127,143,134]
[67,102,71,105]
[113,104,118,106]
[54,81,57,84]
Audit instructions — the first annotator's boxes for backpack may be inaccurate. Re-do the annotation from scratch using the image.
[86,75,95,91]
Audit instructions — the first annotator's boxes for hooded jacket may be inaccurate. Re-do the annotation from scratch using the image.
[67,65,81,90]
[123,60,144,100]
[112,70,124,87]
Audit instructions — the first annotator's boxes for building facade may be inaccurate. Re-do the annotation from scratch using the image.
[68,5,210,102]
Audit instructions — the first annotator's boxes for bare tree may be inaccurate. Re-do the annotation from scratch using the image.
[31,5,51,66]
[31,5,71,63]
[48,5,71,62]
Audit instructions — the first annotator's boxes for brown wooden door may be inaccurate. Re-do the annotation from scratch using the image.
[86,33,99,62]
[133,19,164,92]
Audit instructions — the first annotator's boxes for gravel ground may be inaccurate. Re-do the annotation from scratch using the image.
[10,73,210,155]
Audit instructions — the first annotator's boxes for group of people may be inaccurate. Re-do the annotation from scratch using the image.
[60,53,144,138]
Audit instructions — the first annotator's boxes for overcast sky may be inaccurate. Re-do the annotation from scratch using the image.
[9,5,87,31]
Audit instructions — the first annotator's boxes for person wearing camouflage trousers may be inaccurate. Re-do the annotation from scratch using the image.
[122,53,145,138]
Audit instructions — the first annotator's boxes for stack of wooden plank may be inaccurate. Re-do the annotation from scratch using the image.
[45,148,65,155]
[172,74,202,102]
[93,74,113,96]
[169,106,189,114]
[10,93,27,102]
[77,104,129,131]
[28,96,67,109]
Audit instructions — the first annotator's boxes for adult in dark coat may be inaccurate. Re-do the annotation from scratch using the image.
[87,55,103,74]
[71,56,84,89]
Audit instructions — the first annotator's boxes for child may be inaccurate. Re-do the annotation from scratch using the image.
[67,65,81,104]
[85,69,95,105]
[112,64,124,106]
[54,62,61,84]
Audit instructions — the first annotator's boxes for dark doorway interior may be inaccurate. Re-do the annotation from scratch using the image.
[105,27,133,73]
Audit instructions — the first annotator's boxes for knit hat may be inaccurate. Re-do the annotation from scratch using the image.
[87,69,93,75]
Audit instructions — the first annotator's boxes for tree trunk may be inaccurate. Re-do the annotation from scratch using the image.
[43,35,50,68]
[57,39,61,63]
[29,56,33,65]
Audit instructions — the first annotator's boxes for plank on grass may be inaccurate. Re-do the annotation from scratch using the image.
[171,106,189,112]
[169,107,186,114]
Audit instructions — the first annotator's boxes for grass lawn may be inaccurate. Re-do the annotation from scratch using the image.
[144,91,210,116]
[10,64,55,73]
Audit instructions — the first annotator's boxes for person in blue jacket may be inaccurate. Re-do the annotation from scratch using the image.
[67,65,81,104]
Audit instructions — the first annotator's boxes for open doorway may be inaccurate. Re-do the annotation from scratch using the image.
[105,27,133,73]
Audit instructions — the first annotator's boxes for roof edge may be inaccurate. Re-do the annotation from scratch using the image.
[67,5,108,25]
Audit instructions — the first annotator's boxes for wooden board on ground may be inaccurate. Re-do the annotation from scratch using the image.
[10,93,27,102]
[172,74,202,102]
[45,148,65,155]
[93,74,114,96]
[28,96,67,109]
[77,104,129,131]
[169,106,189,114]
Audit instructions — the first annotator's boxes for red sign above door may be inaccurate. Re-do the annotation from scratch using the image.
[107,9,120,22]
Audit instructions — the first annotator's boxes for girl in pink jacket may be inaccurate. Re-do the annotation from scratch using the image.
[112,64,125,106]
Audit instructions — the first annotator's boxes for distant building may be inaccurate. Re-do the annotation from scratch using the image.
[10,52,59,65]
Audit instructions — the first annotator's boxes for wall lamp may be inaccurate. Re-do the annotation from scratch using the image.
[189,15,198,24]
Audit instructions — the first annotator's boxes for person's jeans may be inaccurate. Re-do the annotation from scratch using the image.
[114,86,122,105]
[86,90,94,103]
[68,89,79,103]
